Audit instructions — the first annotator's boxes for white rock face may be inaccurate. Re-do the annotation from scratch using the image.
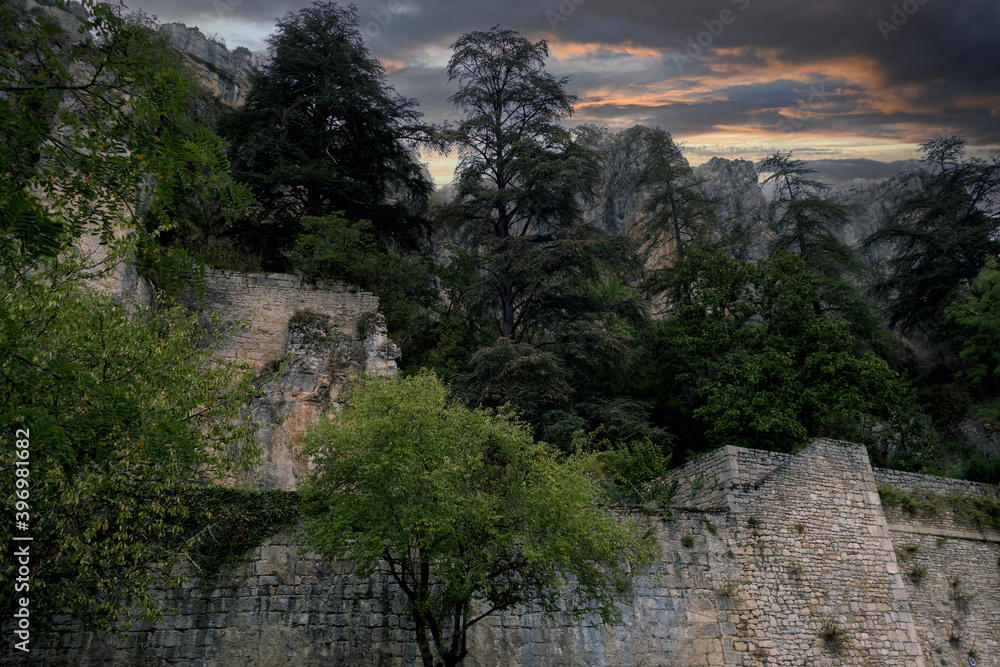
[239,309,399,490]
[832,170,934,277]
[694,157,769,260]
[579,125,933,276]
[161,23,253,107]
[363,312,401,376]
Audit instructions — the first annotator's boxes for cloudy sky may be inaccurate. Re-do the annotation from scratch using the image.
[133,0,1000,187]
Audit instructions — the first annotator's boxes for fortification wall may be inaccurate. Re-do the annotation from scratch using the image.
[22,440,999,666]
[874,469,1000,663]
[187,269,381,374]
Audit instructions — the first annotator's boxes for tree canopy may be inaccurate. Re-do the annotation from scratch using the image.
[866,134,1000,335]
[641,250,914,453]
[636,127,717,303]
[216,1,431,266]
[439,26,613,340]
[0,0,265,632]
[299,371,657,667]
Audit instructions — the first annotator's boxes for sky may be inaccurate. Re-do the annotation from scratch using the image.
[132,0,1000,188]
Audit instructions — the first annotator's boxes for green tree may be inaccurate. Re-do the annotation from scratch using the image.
[0,262,262,631]
[0,0,264,632]
[0,1,249,270]
[646,250,913,453]
[216,1,431,267]
[636,127,717,302]
[299,371,657,667]
[866,134,1000,335]
[437,28,659,450]
[946,260,1000,388]
[440,26,621,340]
[756,152,879,340]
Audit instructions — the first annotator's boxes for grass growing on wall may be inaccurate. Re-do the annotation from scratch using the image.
[877,485,1000,531]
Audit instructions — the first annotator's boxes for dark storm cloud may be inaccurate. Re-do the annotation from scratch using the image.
[133,0,1000,182]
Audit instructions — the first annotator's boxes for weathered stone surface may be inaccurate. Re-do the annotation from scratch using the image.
[22,440,998,666]
[160,23,253,107]
[181,269,390,489]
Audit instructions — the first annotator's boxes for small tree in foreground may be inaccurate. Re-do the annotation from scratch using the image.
[299,371,657,667]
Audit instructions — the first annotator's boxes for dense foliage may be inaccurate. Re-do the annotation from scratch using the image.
[3,0,998,644]
[0,0,267,633]
[433,27,663,453]
[216,1,431,267]
[299,371,657,667]
[640,251,915,452]
[866,134,1000,335]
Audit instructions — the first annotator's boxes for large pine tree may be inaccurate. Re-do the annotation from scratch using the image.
[866,134,1000,335]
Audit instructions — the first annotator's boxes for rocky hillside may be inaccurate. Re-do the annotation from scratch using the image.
[580,124,930,272]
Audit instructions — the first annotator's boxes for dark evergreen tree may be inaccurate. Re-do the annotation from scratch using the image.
[437,27,661,451]
[866,134,1000,335]
[757,151,882,344]
[216,1,431,268]
[440,26,621,340]
[635,127,717,304]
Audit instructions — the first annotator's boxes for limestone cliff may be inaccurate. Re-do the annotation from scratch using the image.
[185,270,398,490]
[161,23,253,107]
[579,126,769,257]
[579,124,931,272]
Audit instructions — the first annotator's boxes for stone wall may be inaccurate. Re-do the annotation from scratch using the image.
[875,469,1000,663]
[20,440,1000,666]
[183,269,398,489]
[187,269,382,375]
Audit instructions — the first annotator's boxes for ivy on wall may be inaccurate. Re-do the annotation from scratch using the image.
[180,486,301,577]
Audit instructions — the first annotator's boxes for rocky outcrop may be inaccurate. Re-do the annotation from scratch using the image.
[362,312,401,375]
[13,0,90,38]
[580,125,657,237]
[161,23,253,107]
[832,169,933,277]
[238,308,400,490]
[241,312,364,489]
[580,125,935,276]
[579,126,769,257]
[182,270,396,490]
[694,157,769,259]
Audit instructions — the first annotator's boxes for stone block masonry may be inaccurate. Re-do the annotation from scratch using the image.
[187,269,381,374]
[19,439,999,666]
[184,269,397,489]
